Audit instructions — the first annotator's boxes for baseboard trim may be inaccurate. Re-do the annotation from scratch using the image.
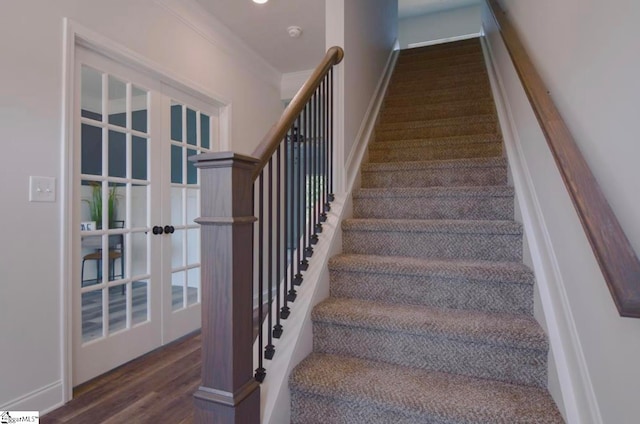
[0,381,64,415]
[407,32,481,49]
[480,27,602,424]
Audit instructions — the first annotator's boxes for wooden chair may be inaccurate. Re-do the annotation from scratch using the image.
[81,220,125,287]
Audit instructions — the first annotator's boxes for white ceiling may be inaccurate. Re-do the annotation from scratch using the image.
[398,0,481,19]
[195,0,480,74]
[195,0,326,74]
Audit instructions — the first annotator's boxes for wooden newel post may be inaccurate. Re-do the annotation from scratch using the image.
[191,152,261,423]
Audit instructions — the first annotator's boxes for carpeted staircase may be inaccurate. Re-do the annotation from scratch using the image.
[289,38,564,423]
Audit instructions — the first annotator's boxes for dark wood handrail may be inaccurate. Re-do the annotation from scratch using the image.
[251,46,344,180]
[487,0,640,317]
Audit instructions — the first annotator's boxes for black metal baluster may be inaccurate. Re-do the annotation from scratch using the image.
[322,76,330,220]
[328,68,334,201]
[304,99,314,258]
[281,129,291,319]
[290,115,301,298]
[255,174,265,382]
[265,159,275,360]
[314,86,323,234]
[309,90,319,246]
[299,106,310,272]
[274,144,284,335]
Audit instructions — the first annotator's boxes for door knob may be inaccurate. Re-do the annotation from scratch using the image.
[152,225,164,235]
[164,225,175,234]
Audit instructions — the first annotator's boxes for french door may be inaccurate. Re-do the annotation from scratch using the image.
[73,47,218,385]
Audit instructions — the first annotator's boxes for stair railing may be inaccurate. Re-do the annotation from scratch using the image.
[191,46,344,423]
[487,0,640,317]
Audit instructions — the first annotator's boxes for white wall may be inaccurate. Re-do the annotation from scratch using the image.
[399,4,482,49]
[483,1,640,422]
[0,0,283,413]
[326,0,398,192]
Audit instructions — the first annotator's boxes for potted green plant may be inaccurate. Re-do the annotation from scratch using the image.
[84,182,119,229]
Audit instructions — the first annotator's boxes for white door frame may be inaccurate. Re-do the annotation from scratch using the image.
[61,19,230,401]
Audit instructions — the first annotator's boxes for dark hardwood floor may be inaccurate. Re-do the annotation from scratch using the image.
[42,332,202,424]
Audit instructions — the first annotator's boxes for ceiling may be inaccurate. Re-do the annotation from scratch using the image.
[398,0,480,19]
[196,0,479,74]
[195,0,326,74]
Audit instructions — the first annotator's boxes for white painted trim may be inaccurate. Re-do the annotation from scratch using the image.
[407,32,481,49]
[280,69,314,100]
[344,40,400,191]
[480,32,603,424]
[0,381,64,415]
[61,17,75,405]
[154,0,281,90]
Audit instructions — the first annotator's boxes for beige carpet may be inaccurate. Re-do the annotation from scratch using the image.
[289,38,564,423]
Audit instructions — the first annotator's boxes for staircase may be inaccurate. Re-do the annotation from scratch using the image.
[289,38,565,423]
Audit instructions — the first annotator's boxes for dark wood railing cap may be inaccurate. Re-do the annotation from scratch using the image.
[251,46,344,180]
[487,0,640,317]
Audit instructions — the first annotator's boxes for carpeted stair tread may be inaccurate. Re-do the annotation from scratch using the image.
[376,113,496,132]
[370,133,502,150]
[329,254,532,284]
[393,60,487,80]
[312,298,547,386]
[353,186,513,220]
[313,297,545,350]
[397,49,483,66]
[367,141,502,163]
[375,119,499,142]
[380,98,496,123]
[342,218,522,261]
[389,70,487,87]
[328,254,534,315]
[387,75,489,95]
[342,218,522,235]
[290,353,564,424]
[354,185,514,199]
[384,84,492,106]
[361,158,508,189]
[362,156,506,172]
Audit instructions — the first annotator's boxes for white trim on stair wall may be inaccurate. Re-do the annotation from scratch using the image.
[258,39,399,424]
[407,33,481,49]
[480,7,603,424]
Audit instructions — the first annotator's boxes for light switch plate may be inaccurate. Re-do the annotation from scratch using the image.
[29,176,56,202]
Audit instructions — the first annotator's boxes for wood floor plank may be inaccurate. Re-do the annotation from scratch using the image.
[42,332,202,424]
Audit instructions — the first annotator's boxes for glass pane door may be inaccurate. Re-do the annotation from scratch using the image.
[79,68,152,342]
[162,99,214,341]
[73,47,221,384]
[74,49,162,385]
